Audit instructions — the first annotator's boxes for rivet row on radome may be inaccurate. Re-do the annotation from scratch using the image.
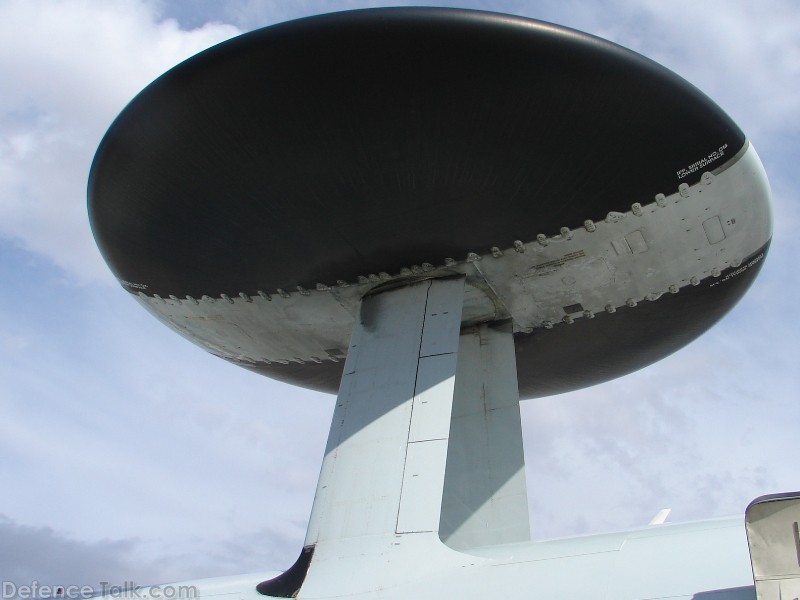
[146,175,713,304]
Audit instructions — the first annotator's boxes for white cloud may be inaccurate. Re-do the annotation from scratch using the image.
[0,0,239,284]
[0,514,287,587]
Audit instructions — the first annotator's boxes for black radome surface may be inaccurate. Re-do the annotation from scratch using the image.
[88,8,767,397]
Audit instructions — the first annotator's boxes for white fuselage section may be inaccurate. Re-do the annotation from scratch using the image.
[122,518,754,600]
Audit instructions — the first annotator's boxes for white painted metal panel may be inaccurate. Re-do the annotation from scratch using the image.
[440,321,530,550]
[704,215,727,244]
[746,494,800,600]
[306,278,465,546]
[408,356,458,443]
[396,439,450,533]
[305,283,429,545]
[420,277,466,357]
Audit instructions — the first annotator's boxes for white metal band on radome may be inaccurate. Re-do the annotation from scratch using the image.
[131,143,771,366]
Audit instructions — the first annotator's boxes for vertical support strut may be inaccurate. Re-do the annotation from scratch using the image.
[270,277,531,598]
[440,321,530,550]
[305,277,466,548]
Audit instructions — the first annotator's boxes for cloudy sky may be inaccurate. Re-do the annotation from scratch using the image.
[1,0,798,591]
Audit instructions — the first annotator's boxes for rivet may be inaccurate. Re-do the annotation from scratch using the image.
[678,183,690,198]
[293,357,305,364]
[379,272,391,280]
[467,252,481,262]
[543,321,553,329]
[154,294,166,304]
[655,193,667,208]
[169,295,182,304]
[536,234,549,246]
[399,268,412,277]
[421,263,434,272]
[563,315,574,325]
[646,292,660,302]
[690,276,700,286]
[584,220,596,232]
[513,240,525,253]
[583,310,594,319]
[221,293,234,304]
[411,265,423,274]
[258,290,272,301]
[239,292,252,302]
[277,288,290,299]
[276,359,289,365]
[702,172,714,185]
[336,280,350,288]
[368,274,380,282]
[732,258,742,268]
[605,304,616,314]
[668,285,679,294]
[310,356,323,364]
[626,298,637,308]
[297,286,310,296]
[632,203,643,216]
[444,258,456,266]
[490,246,503,258]
[316,283,330,292]
[559,227,571,239]
[711,268,721,277]
[357,276,369,284]
[201,295,215,303]
[137,292,147,299]
[186,295,199,305]
[605,211,625,223]
[263,359,272,365]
